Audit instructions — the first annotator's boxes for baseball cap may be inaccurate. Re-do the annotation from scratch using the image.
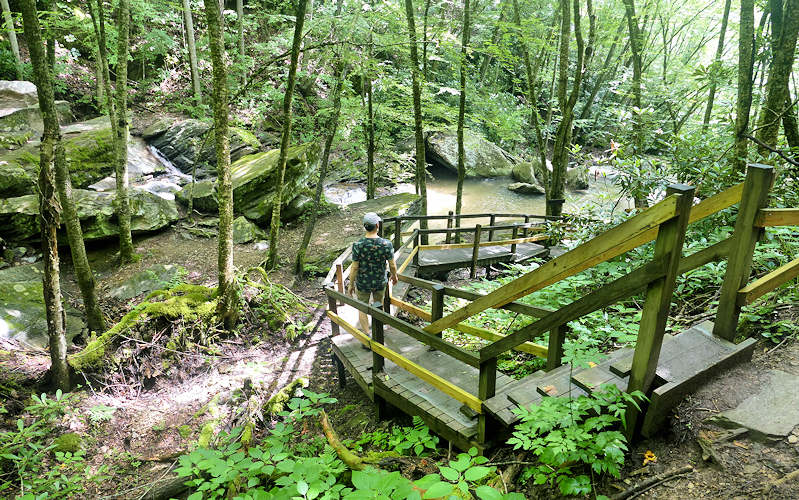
[363,212,381,225]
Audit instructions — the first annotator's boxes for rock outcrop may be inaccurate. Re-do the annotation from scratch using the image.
[0,188,179,244]
[508,182,545,195]
[425,130,515,178]
[143,118,261,179]
[174,142,320,223]
[0,80,74,149]
[532,160,590,191]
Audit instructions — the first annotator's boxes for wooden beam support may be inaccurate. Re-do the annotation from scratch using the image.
[371,301,384,373]
[446,210,454,244]
[426,194,681,335]
[677,238,732,275]
[546,325,566,371]
[755,208,799,227]
[477,357,497,443]
[488,215,496,241]
[626,184,695,434]
[394,218,402,249]
[713,165,775,341]
[471,224,482,279]
[737,256,799,306]
[327,292,340,337]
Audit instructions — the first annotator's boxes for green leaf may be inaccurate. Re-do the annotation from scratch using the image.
[297,480,309,496]
[438,466,459,482]
[474,485,503,500]
[423,481,453,499]
[464,466,492,482]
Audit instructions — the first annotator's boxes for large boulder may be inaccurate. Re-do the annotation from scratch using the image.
[108,264,187,301]
[0,116,156,198]
[426,130,515,178]
[0,263,85,348]
[532,161,590,190]
[0,81,74,150]
[0,188,179,244]
[174,142,320,223]
[508,182,545,195]
[143,119,261,179]
[232,216,267,244]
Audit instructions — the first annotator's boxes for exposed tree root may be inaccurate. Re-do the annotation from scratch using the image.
[611,465,694,500]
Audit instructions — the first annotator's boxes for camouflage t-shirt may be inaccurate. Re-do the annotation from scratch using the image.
[352,237,394,292]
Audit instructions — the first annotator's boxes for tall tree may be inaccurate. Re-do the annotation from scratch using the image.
[114,0,135,263]
[701,0,732,129]
[183,0,202,104]
[237,0,246,85]
[1,0,22,78]
[364,1,376,200]
[404,0,428,239]
[88,0,116,124]
[622,0,644,153]
[203,0,238,328]
[755,0,799,155]
[455,0,470,220]
[266,0,307,269]
[20,0,69,391]
[734,0,755,172]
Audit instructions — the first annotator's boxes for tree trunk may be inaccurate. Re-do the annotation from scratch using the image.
[114,0,135,264]
[579,19,624,121]
[701,0,732,129]
[511,0,548,187]
[622,0,643,153]
[422,0,431,81]
[783,90,799,156]
[203,0,238,329]
[183,0,202,104]
[21,0,69,392]
[266,0,307,270]
[1,0,22,78]
[404,0,428,241]
[364,5,376,201]
[455,0,470,220]
[237,0,246,85]
[755,0,799,155]
[88,0,117,132]
[478,5,505,81]
[734,0,755,172]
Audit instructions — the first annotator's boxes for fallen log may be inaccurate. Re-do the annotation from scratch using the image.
[611,465,694,500]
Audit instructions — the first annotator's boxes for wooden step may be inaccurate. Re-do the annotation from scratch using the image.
[571,365,628,393]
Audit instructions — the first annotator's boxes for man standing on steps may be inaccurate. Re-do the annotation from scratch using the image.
[347,212,398,335]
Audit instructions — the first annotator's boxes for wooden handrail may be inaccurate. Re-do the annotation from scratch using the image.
[382,213,563,223]
[479,258,670,360]
[326,311,483,412]
[390,296,548,358]
[424,194,682,335]
[325,287,481,367]
[755,208,799,227]
[417,222,538,235]
[419,234,548,251]
[737,256,799,306]
[397,247,418,274]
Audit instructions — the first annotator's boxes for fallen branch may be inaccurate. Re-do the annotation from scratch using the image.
[320,409,366,470]
[763,468,799,493]
[264,377,309,416]
[487,452,528,493]
[611,465,694,500]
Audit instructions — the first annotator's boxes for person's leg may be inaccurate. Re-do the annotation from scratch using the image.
[356,289,371,334]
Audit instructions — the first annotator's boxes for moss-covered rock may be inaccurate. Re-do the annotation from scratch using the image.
[508,182,545,195]
[232,216,266,244]
[0,188,179,244]
[426,130,515,178]
[144,119,261,179]
[53,433,83,454]
[175,180,218,213]
[109,264,187,301]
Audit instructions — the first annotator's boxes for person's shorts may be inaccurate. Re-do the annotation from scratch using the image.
[356,287,386,304]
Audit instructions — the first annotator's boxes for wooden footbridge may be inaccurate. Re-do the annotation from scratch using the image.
[323,165,799,451]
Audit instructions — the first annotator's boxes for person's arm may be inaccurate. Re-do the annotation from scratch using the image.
[348,261,359,295]
[388,258,398,285]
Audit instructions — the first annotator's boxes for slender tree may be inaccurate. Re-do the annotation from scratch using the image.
[237,0,246,85]
[183,0,202,104]
[20,0,69,391]
[114,0,135,263]
[363,1,376,200]
[404,0,428,240]
[734,0,756,172]
[701,0,732,129]
[455,0,470,221]
[266,0,307,269]
[622,0,643,153]
[1,0,22,78]
[203,0,238,328]
[88,0,116,128]
[422,0,431,80]
[755,0,799,155]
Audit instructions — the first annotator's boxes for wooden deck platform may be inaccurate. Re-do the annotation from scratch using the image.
[417,242,548,274]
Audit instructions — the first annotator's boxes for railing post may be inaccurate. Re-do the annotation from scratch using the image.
[477,357,497,444]
[413,230,420,266]
[510,225,519,255]
[455,214,462,243]
[546,325,565,371]
[336,263,345,305]
[488,215,496,241]
[446,211,454,244]
[371,302,384,373]
[327,290,340,337]
[626,184,695,436]
[394,218,402,250]
[523,215,530,237]
[431,284,445,338]
[713,165,775,341]
[471,224,482,278]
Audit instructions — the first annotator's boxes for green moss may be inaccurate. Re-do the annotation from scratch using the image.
[264,377,309,415]
[53,433,82,453]
[231,127,261,149]
[178,425,193,439]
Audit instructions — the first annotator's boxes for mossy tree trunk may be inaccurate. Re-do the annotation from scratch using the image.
[755,0,799,156]
[404,0,428,241]
[88,0,117,128]
[203,0,238,329]
[183,0,202,104]
[734,0,755,172]
[455,0,470,220]
[296,0,347,275]
[1,0,22,79]
[701,0,731,130]
[237,0,246,86]
[266,0,307,270]
[114,0,135,264]
[622,0,643,153]
[364,13,376,201]
[20,0,69,392]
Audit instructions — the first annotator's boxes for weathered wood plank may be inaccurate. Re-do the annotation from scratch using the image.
[420,234,547,251]
[754,207,799,227]
[424,194,681,334]
[688,182,744,223]
[676,238,732,275]
[397,246,419,274]
[737,256,799,306]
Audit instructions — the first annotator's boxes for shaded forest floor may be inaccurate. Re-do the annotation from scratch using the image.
[1,216,798,498]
